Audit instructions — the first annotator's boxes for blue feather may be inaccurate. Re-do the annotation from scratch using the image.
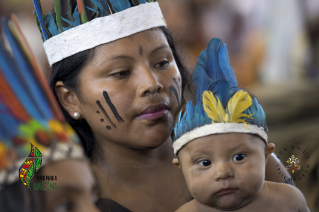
[86,6,98,13]
[0,39,42,121]
[98,0,111,14]
[46,13,60,36]
[61,16,76,27]
[90,0,105,15]
[219,43,237,88]
[108,0,131,12]
[32,0,50,40]
[1,19,53,120]
[118,0,131,10]
[72,6,81,25]
[0,103,20,138]
[139,0,147,3]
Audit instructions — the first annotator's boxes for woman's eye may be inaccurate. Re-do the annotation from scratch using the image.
[111,70,130,78]
[198,160,211,167]
[233,154,245,161]
[154,60,169,69]
[54,201,72,212]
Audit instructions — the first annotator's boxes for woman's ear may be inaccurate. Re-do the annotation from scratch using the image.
[55,81,82,119]
[172,158,181,168]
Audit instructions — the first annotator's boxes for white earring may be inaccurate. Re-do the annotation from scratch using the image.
[73,112,80,119]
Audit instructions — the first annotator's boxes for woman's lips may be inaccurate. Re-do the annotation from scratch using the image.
[137,104,169,120]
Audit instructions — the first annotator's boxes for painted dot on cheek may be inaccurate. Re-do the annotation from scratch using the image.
[106,126,111,130]
[96,111,100,114]
[100,118,104,122]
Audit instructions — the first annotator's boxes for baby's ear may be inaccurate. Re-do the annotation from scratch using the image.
[265,143,275,159]
[172,158,181,168]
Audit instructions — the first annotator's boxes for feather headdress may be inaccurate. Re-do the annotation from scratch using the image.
[173,38,267,154]
[32,0,166,66]
[0,16,85,190]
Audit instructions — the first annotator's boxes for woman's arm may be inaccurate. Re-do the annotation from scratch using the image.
[265,153,295,186]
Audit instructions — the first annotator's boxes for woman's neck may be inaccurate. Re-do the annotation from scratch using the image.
[92,135,176,185]
[91,136,191,212]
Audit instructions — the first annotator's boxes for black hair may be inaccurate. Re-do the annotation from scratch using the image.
[49,26,189,158]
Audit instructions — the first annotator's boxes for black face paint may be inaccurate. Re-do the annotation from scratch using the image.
[178,78,180,82]
[139,46,143,56]
[173,77,181,97]
[96,111,100,114]
[169,85,180,106]
[96,100,116,128]
[106,126,111,130]
[103,91,124,122]
[100,118,104,122]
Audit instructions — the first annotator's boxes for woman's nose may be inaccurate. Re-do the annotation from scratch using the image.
[136,65,163,97]
[214,162,234,181]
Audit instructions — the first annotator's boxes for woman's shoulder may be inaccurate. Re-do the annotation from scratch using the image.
[97,198,133,212]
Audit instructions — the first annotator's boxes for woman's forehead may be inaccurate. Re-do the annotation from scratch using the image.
[96,29,168,56]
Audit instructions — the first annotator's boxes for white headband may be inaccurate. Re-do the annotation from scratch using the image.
[43,2,166,66]
[173,123,268,155]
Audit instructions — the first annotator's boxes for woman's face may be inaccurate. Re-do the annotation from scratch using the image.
[75,29,181,149]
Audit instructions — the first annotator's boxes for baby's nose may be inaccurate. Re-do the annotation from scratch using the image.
[214,162,234,181]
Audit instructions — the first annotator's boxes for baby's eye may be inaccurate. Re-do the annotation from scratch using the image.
[154,60,169,69]
[233,154,245,161]
[198,160,211,167]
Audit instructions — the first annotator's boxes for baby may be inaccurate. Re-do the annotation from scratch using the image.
[172,38,309,212]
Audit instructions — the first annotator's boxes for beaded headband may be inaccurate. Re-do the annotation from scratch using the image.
[173,38,268,155]
[32,0,166,66]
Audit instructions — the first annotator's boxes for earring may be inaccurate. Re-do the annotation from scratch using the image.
[73,112,80,119]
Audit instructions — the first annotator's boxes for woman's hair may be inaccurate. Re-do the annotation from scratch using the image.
[49,3,189,158]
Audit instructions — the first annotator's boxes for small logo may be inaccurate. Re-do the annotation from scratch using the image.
[19,143,42,189]
[276,145,310,182]
[286,155,301,173]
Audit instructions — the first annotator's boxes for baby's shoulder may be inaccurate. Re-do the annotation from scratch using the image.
[175,200,197,212]
[265,181,308,211]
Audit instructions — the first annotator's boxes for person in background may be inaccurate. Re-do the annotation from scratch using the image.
[0,15,99,212]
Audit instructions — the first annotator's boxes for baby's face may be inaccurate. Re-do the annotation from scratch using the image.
[176,133,272,210]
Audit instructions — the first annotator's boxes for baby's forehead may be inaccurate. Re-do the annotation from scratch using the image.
[179,133,264,156]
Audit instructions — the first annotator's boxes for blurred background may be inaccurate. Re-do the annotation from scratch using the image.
[1,0,318,211]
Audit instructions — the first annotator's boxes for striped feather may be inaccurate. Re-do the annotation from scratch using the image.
[53,0,63,32]
[32,0,50,40]
[1,18,54,120]
[10,15,65,122]
[77,0,88,23]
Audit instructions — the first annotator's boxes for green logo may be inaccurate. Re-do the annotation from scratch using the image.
[19,143,42,189]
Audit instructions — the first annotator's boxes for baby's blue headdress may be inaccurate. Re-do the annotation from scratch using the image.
[173,38,268,154]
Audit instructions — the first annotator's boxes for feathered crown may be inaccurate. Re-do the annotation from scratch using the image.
[0,16,85,190]
[32,0,166,66]
[173,38,268,154]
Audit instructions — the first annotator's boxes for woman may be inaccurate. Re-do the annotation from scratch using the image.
[32,0,292,211]
[0,16,99,212]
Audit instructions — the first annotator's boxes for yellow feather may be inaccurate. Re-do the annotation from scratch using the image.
[227,90,253,124]
[203,91,226,123]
